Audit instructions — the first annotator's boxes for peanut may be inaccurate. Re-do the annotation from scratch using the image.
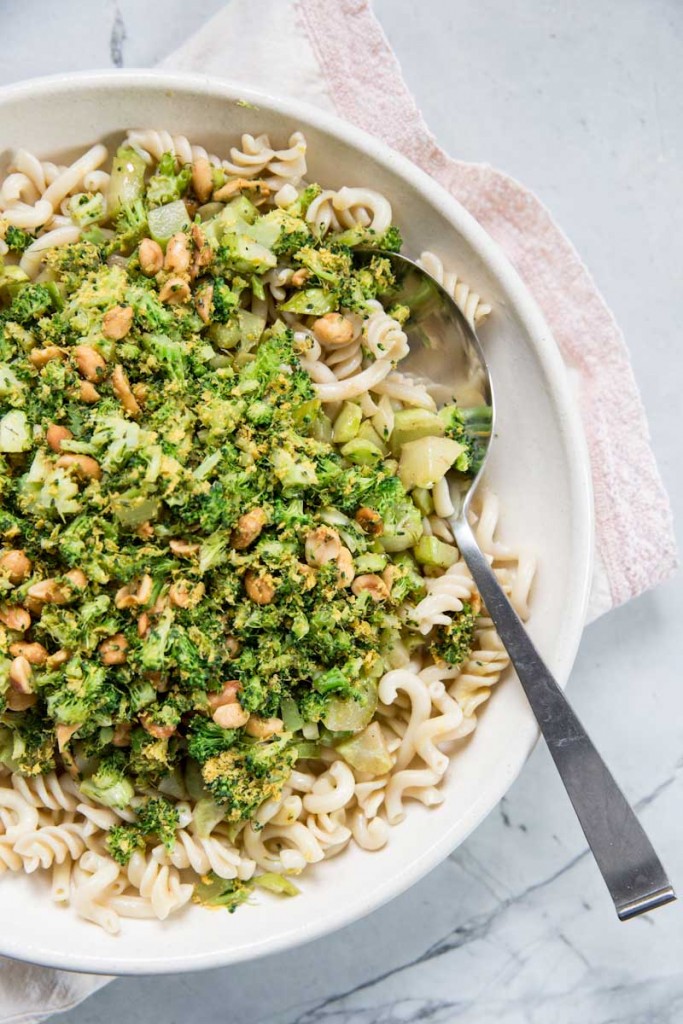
[78,380,100,403]
[102,305,134,341]
[141,715,177,740]
[192,157,213,204]
[99,633,129,666]
[139,238,164,276]
[313,312,355,347]
[112,722,132,747]
[164,232,191,275]
[245,570,275,605]
[111,364,141,417]
[46,423,73,452]
[212,702,249,729]
[9,655,33,693]
[169,538,200,558]
[194,282,213,323]
[0,549,32,584]
[55,453,102,481]
[115,574,153,610]
[355,507,384,536]
[159,277,191,305]
[305,525,341,567]
[231,508,267,550]
[9,641,47,665]
[169,580,205,609]
[208,680,241,711]
[0,605,31,632]
[73,344,106,382]
[245,715,284,740]
[351,573,390,602]
[335,546,355,588]
[29,346,64,369]
[213,177,271,202]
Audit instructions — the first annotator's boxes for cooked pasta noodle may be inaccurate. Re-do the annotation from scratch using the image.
[0,127,533,931]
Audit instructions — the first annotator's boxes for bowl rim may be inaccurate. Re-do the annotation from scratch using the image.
[0,68,594,974]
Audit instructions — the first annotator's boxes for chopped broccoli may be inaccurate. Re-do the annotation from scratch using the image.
[439,404,493,475]
[105,796,179,864]
[80,752,135,809]
[193,872,253,912]
[114,199,149,252]
[428,602,477,666]
[146,152,192,208]
[4,225,33,253]
[201,734,297,821]
[2,283,53,325]
[187,717,239,764]
[106,823,145,866]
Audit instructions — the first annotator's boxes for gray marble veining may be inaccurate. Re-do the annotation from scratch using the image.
[1,1,681,1022]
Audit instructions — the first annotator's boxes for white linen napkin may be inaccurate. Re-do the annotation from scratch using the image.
[0,0,676,1020]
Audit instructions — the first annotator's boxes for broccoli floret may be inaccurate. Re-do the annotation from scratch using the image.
[114,199,149,252]
[3,284,53,325]
[146,152,192,208]
[128,727,177,785]
[44,657,120,726]
[193,872,253,912]
[4,225,33,253]
[272,227,314,257]
[440,404,493,476]
[106,823,145,866]
[126,284,176,333]
[0,709,55,776]
[136,608,174,672]
[293,245,352,285]
[187,717,238,764]
[429,602,477,666]
[142,332,187,382]
[68,192,105,228]
[80,752,134,809]
[45,241,103,291]
[211,279,240,324]
[105,796,179,865]
[332,224,403,252]
[201,734,297,821]
[285,183,322,219]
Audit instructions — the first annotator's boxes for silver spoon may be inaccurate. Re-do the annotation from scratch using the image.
[364,250,676,921]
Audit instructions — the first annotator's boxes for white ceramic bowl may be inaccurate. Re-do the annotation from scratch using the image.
[0,70,593,974]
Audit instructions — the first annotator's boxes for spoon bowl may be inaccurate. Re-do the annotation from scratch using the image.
[370,249,676,922]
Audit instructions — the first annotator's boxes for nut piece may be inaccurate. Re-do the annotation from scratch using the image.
[213,177,271,202]
[9,641,47,665]
[78,380,100,403]
[290,268,309,288]
[355,507,384,536]
[56,723,81,751]
[9,655,33,694]
[305,526,341,567]
[139,238,164,276]
[194,282,213,323]
[102,305,134,340]
[73,344,106,382]
[99,633,129,666]
[192,157,213,203]
[351,573,390,602]
[28,569,86,605]
[244,570,275,605]
[208,680,241,711]
[231,508,267,550]
[115,574,153,610]
[112,722,132,747]
[56,453,102,481]
[164,232,191,274]
[137,612,150,638]
[169,580,205,609]
[46,649,69,669]
[0,605,32,632]
[0,549,32,584]
[312,313,355,347]
[29,346,64,369]
[111,364,141,417]
[245,715,284,740]
[335,546,355,588]
[6,690,37,712]
[212,702,250,729]
[169,538,200,558]
[159,277,191,305]
[141,715,177,740]
[46,423,73,453]
[224,636,241,658]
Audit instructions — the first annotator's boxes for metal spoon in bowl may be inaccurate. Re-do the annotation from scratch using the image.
[362,250,676,921]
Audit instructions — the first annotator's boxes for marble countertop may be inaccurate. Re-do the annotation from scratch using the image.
[3,2,682,1022]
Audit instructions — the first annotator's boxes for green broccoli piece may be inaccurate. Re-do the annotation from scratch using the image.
[142,332,187,382]
[429,602,477,666]
[359,475,423,553]
[114,199,149,252]
[45,241,103,292]
[439,404,493,475]
[128,727,177,785]
[211,279,240,324]
[187,717,239,764]
[44,657,120,726]
[146,152,192,208]
[126,285,176,333]
[332,224,403,252]
[105,796,179,865]
[106,823,145,866]
[293,245,352,285]
[136,608,174,672]
[285,183,322,219]
[193,872,253,912]
[3,284,53,325]
[4,226,33,254]
[272,227,314,257]
[201,734,297,821]
[0,709,56,776]
[80,752,135,809]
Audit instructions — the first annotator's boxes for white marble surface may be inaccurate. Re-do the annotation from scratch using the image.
[3,1,682,1021]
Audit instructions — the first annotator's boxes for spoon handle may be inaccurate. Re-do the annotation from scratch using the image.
[452,515,676,920]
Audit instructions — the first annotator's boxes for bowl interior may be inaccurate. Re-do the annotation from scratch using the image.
[0,72,593,974]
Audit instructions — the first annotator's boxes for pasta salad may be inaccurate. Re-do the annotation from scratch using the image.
[0,128,534,931]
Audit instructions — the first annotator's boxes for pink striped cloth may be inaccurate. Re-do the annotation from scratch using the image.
[162,0,677,621]
[4,3,677,1022]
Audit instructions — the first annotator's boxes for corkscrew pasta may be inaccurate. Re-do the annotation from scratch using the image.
[0,128,534,931]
